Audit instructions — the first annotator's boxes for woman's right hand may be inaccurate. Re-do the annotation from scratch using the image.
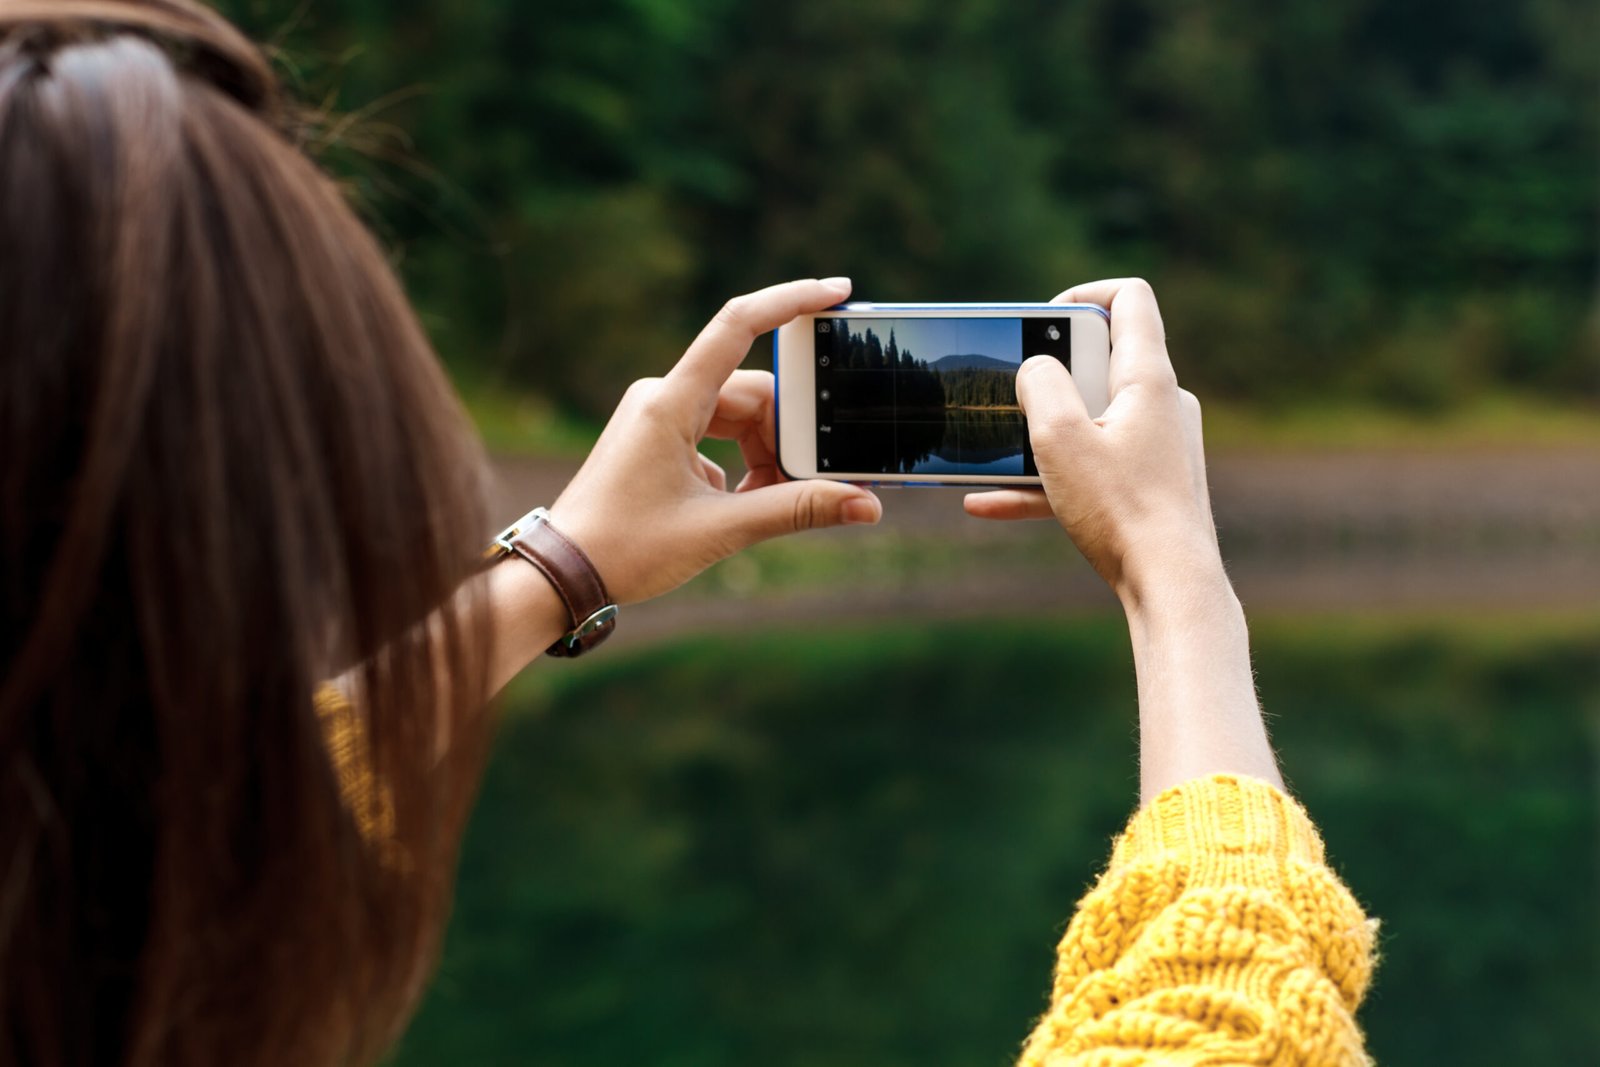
[963,279,1224,604]
[969,279,1282,800]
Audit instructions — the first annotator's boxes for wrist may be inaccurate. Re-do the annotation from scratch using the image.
[1113,537,1235,621]
[488,555,572,649]
[490,505,619,658]
[1122,571,1247,664]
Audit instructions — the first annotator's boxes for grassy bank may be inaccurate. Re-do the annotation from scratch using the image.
[395,614,1600,1067]
[1200,395,1600,451]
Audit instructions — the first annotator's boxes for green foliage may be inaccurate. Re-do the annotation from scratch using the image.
[395,616,1600,1067]
[216,0,1597,417]
[938,369,1017,409]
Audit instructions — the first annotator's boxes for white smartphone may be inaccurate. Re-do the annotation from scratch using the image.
[775,302,1110,486]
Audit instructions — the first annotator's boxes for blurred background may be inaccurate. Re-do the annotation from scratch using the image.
[223,1,1597,1063]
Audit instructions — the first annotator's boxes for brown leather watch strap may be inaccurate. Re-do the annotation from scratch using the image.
[501,508,617,657]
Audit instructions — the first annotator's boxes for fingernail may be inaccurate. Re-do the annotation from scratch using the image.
[820,276,852,294]
[841,496,880,525]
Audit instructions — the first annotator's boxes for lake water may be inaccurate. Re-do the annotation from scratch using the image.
[398,616,1600,1067]
[430,451,1600,1066]
[829,407,1030,476]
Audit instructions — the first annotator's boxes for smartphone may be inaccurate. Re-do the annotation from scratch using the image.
[775,302,1110,486]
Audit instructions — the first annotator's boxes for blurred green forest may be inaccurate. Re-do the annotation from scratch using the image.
[218,0,1598,419]
[395,617,1600,1067]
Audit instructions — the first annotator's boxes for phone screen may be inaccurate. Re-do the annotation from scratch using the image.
[812,316,1071,477]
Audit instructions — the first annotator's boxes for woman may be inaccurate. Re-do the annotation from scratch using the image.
[0,1,1376,1064]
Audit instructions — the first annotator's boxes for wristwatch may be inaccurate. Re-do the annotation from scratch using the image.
[486,506,618,657]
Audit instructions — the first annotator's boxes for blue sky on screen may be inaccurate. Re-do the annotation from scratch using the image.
[848,317,1022,365]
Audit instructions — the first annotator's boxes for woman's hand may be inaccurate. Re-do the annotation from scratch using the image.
[963,278,1222,603]
[547,278,883,605]
[967,278,1280,800]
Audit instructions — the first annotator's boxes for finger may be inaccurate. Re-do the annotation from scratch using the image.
[665,278,852,410]
[1051,278,1145,307]
[718,480,881,547]
[1179,388,1204,451]
[1178,388,1210,506]
[699,453,728,492]
[736,465,784,493]
[963,489,1054,521]
[707,370,775,434]
[1051,278,1174,393]
[707,369,779,464]
[1015,355,1090,439]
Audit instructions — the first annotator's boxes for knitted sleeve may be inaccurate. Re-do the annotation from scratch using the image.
[1017,774,1377,1066]
[313,684,396,847]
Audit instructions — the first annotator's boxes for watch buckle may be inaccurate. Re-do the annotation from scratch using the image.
[560,603,619,651]
[487,506,553,560]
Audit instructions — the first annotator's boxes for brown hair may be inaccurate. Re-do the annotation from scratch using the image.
[0,2,493,1064]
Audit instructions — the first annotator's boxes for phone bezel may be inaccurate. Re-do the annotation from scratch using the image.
[775,302,1110,486]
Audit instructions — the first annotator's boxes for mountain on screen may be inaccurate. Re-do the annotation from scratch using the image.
[930,353,1016,372]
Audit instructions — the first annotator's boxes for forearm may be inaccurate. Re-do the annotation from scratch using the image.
[1119,557,1282,804]
[314,561,565,826]
[1003,279,1374,1064]
[482,558,570,697]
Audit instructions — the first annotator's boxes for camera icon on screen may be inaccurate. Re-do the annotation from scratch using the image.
[1047,325,1061,341]
[817,321,832,334]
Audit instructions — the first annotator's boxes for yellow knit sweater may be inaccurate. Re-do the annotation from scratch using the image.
[1017,774,1377,1066]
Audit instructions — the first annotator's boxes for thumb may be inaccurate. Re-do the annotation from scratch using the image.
[1016,356,1090,460]
[721,479,882,547]
[1016,355,1090,427]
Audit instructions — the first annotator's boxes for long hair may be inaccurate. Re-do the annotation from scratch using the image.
[0,2,494,1063]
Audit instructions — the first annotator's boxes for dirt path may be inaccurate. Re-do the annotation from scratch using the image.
[490,448,1600,647]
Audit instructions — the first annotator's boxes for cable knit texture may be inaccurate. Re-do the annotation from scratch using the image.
[1017,774,1377,1066]
[313,685,397,846]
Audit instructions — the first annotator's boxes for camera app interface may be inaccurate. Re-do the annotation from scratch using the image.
[813,316,1071,477]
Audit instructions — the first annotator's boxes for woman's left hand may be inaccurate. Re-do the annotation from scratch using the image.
[547,277,883,605]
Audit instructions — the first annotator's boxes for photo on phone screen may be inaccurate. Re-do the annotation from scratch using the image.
[813,316,1070,477]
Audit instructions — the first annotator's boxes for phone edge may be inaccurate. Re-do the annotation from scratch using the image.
[773,301,1110,489]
